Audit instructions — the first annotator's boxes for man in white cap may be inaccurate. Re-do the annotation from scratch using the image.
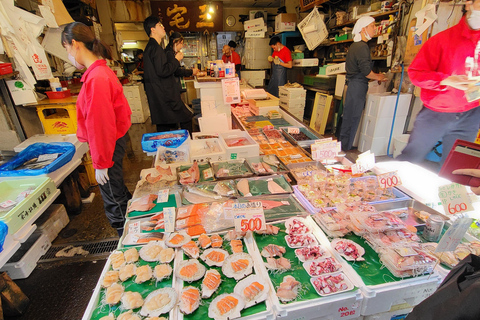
[339,16,386,151]
[397,0,480,167]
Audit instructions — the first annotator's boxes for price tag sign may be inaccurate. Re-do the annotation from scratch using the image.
[311,140,339,161]
[179,171,191,179]
[157,189,169,203]
[163,207,176,233]
[203,168,214,180]
[37,153,59,162]
[436,217,473,253]
[354,151,375,174]
[288,127,300,134]
[438,183,474,215]
[377,171,402,189]
[128,221,141,234]
[233,202,266,232]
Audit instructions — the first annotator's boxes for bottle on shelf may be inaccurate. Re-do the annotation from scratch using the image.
[197,56,201,69]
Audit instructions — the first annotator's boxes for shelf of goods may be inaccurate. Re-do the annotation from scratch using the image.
[333,10,400,29]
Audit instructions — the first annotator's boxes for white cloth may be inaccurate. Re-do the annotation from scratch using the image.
[353,16,375,42]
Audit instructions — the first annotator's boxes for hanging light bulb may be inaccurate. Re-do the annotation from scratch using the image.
[206,12,212,20]
[208,5,214,13]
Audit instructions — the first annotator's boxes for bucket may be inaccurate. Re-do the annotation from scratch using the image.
[393,134,410,158]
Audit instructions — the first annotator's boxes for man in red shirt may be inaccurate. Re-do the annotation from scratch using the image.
[398,0,480,166]
[222,44,241,76]
[266,36,292,97]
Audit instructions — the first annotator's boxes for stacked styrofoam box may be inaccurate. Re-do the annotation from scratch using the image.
[244,17,267,38]
[123,83,150,123]
[34,204,69,243]
[244,38,271,70]
[358,93,412,156]
[241,70,266,87]
[278,86,307,120]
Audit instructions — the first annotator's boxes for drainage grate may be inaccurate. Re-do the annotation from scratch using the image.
[39,238,119,263]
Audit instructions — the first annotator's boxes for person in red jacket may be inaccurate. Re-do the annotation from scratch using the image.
[62,22,132,237]
[222,44,241,76]
[397,0,480,166]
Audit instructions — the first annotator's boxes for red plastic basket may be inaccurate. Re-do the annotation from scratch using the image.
[46,89,71,99]
[0,63,13,75]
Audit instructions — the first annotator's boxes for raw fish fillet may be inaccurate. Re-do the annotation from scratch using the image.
[198,233,211,249]
[182,240,200,258]
[225,230,246,240]
[276,275,300,302]
[230,239,243,253]
[124,248,139,263]
[202,269,222,297]
[252,200,285,210]
[237,179,251,196]
[135,265,153,283]
[267,180,287,194]
[265,257,291,270]
[106,283,124,305]
[180,161,200,185]
[243,282,264,301]
[117,310,141,320]
[213,182,234,196]
[102,270,119,288]
[119,264,136,282]
[127,194,158,213]
[122,291,144,310]
[216,295,239,315]
[255,224,280,235]
[155,165,173,176]
[262,162,274,173]
[154,264,172,281]
[211,234,223,248]
[261,244,286,258]
[110,251,125,270]
[186,224,206,236]
[179,287,201,314]
[183,191,216,204]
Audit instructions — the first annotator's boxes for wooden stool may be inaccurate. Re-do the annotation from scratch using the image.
[0,272,29,318]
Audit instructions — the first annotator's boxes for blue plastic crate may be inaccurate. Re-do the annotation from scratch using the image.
[141,130,189,153]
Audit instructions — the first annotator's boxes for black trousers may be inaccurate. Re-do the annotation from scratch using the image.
[98,135,132,232]
[156,120,192,135]
[339,80,368,151]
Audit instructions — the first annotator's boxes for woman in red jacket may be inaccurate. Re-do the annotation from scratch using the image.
[62,22,132,237]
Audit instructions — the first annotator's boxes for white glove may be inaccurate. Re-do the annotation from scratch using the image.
[95,168,109,185]
[274,56,281,65]
[267,56,274,62]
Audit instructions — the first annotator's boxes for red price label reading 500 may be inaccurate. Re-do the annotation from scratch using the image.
[235,214,265,232]
[377,171,402,189]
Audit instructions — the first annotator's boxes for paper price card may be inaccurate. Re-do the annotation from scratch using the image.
[436,217,473,253]
[222,77,241,105]
[352,151,375,174]
[233,201,266,232]
[163,207,176,233]
[438,183,474,215]
[288,127,300,134]
[377,171,402,189]
[312,139,338,161]
[37,153,58,162]
[128,221,141,234]
[157,189,169,203]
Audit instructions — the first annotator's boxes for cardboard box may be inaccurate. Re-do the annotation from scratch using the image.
[275,13,296,32]
[325,62,346,75]
[335,74,347,97]
[244,18,265,31]
[292,58,319,67]
[279,86,306,100]
[245,31,266,38]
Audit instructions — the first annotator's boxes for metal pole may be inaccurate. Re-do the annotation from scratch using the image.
[0,79,26,141]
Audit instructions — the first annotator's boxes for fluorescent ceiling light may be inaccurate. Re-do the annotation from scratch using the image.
[123,41,137,45]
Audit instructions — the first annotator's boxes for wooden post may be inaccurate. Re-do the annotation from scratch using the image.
[0,272,29,317]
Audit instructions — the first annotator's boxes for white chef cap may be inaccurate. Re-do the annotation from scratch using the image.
[352,16,375,42]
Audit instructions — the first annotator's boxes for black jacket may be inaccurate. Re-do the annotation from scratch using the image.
[165,46,193,93]
[143,38,192,125]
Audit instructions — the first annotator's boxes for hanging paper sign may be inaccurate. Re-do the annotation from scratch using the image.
[311,138,338,161]
[233,202,266,232]
[29,44,53,80]
[436,217,473,253]
[163,207,176,233]
[377,171,402,189]
[157,189,169,203]
[438,183,474,215]
[222,77,241,105]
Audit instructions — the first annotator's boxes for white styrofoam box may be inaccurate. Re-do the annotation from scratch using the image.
[0,232,51,280]
[245,31,266,38]
[326,62,346,75]
[244,18,265,31]
[361,115,407,139]
[13,224,37,244]
[123,83,150,124]
[189,138,227,163]
[292,58,319,67]
[34,204,69,243]
[358,134,390,156]
[368,81,387,94]
[245,37,270,51]
[0,235,20,270]
[336,74,347,97]
[393,134,410,158]
[275,13,296,32]
[241,71,266,86]
[279,86,307,100]
[219,131,259,160]
[364,93,412,119]
[363,307,412,320]
[245,58,271,70]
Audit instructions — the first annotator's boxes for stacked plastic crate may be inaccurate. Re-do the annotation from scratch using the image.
[278,86,307,121]
[123,83,150,124]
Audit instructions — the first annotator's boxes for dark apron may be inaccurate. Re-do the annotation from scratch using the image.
[339,79,368,151]
[267,64,287,97]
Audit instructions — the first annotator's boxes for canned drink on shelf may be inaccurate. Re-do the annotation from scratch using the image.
[423,215,445,242]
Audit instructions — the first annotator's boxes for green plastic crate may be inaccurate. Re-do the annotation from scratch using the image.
[0,177,56,234]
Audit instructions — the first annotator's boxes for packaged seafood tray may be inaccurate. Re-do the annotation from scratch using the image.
[210,160,254,180]
[177,161,216,185]
[363,228,421,251]
[349,211,407,235]
[126,189,181,219]
[181,181,239,205]
[173,232,275,320]
[190,138,227,163]
[142,129,190,157]
[122,214,165,247]
[378,247,438,277]
[218,131,260,160]
[245,155,289,176]
[235,175,293,197]
[313,230,442,316]
[313,209,350,238]
[0,177,59,235]
[245,218,363,320]
[281,127,321,148]
[82,244,177,320]
[0,232,51,280]
[236,194,307,223]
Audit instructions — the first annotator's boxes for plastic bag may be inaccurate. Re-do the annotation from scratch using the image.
[0,142,76,177]
[0,221,8,253]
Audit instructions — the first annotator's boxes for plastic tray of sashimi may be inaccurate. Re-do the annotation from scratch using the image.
[83,245,177,320]
[126,191,181,219]
[234,174,293,198]
[245,217,363,320]
[311,227,442,316]
[173,232,275,320]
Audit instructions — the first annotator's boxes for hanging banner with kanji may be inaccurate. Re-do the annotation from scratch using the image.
[151,1,223,32]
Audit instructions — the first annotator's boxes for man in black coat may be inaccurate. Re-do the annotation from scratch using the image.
[143,16,193,133]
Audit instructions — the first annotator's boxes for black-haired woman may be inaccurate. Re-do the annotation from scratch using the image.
[62,22,132,237]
